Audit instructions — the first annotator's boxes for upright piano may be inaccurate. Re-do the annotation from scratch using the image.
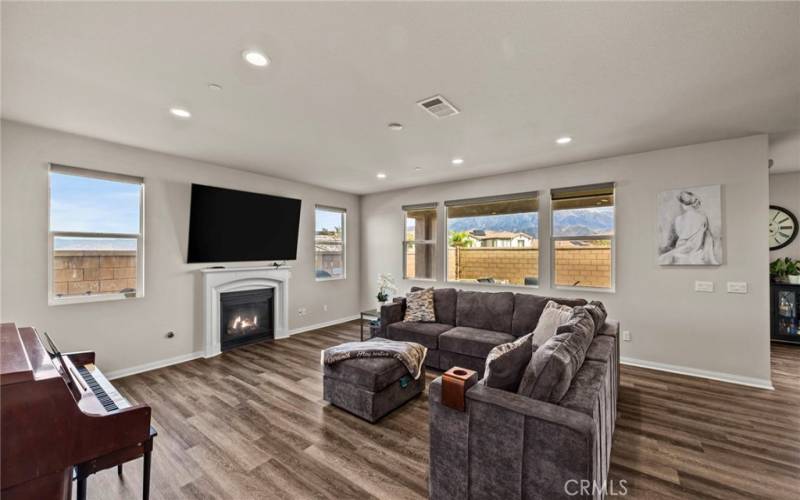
[1,322,153,500]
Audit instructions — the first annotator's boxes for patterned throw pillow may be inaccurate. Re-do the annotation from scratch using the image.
[483,333,534,392]
[403,287,436,322]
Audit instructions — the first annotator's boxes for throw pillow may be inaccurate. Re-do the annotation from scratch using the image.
[483,333,534,392]
[531,300,574,347]
[403,287,436,322]
[517,306,596,402]
[584,300,608,336]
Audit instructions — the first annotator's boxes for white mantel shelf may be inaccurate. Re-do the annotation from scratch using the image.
[201,266,291,358]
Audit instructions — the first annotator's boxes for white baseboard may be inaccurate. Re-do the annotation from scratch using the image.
[106,350,204,381]
[620,356,773,390]
[289,314,360,336]
[105,315,360,380]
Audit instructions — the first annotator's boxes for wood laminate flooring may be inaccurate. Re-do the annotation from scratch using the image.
[77,321,800,499]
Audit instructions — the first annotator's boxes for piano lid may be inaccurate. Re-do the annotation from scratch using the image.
[1,323,33,385]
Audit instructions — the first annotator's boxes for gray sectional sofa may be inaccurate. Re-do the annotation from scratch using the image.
[380,287,591,376]
[380,287,619,500]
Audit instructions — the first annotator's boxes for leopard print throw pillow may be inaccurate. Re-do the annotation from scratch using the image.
[403,287,436,322]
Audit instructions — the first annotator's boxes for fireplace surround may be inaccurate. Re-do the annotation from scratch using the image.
[201,266,290,357]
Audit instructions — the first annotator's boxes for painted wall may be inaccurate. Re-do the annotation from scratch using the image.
[769,171,800,261]
[361,136,772,387]
[0,120,361,374]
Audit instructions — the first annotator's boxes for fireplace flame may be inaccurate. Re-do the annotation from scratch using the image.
[229,314,259,335]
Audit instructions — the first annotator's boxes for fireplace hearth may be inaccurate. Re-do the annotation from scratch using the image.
[220,288,274,351]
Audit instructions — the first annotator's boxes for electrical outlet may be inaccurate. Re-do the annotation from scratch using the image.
[297,307,307,316]
[622,330,632,342]
[323,304,328,312]
[694,281,714,293]
[727,282,748,294]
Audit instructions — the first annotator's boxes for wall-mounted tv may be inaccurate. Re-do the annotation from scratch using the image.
[187,184,302,263]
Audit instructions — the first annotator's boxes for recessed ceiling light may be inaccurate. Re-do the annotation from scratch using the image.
[556,136,573,145]
[388,123,403,131]
[169,107,191,119]
[242,49,270,67]
[451,157,464,165]
[208,83,222,91]
[376,172,387,179]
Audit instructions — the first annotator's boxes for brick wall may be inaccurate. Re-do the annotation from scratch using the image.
[408,246,612,288]
[53,251,137,297]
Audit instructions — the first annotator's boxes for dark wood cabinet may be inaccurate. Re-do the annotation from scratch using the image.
[771,283,800,344]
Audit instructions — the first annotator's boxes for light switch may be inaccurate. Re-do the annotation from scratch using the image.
[694,281,714,292]
[727,282,748,294]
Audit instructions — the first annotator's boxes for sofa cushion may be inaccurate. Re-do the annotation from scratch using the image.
[403,288,436,322]
[387,322,452,349]
[517,307,595,402]
[586,335,615,363]
[323,356,409,392]
[558,359,608,417]
[456,291,514,333]
[483,333,534,392]
[439,326,516,359]
[531,301,574,347]
[511,294,588,336]
[584,301,608,336]
[411,286,458,325]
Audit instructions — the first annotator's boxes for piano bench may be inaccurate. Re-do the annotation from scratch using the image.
[74,426,157,500]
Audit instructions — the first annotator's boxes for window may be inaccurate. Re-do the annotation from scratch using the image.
[48,164,144,304]
[403,204,437,280]
[315,206,346,280]
[445,193,539,287]
[551,183,615,289]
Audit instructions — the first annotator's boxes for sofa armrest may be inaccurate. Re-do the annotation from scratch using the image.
[379,300,405,337]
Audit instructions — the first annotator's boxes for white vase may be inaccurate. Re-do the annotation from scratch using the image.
[789,275,800,285]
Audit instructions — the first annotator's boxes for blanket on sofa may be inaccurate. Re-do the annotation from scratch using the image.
[321,340,427,379]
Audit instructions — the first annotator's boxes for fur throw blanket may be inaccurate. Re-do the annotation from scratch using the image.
[321,339,427,379]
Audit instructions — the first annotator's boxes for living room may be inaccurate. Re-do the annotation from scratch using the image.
[1,2,799,499]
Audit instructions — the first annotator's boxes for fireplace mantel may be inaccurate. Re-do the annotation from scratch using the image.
[201,266,290,357]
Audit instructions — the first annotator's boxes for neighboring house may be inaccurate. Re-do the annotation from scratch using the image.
[468,230,535,248]
[314,233,344,276]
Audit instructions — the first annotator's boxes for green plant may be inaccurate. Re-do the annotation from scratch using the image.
[449,230,473,248]
[770,257,800,281]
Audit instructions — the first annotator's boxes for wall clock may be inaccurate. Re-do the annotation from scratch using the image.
[769,205,798,250]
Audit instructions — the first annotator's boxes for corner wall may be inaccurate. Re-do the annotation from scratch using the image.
[0,120,361,374]
[361,135,772,387]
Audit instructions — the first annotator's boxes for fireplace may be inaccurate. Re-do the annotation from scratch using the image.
[219,288,274,351]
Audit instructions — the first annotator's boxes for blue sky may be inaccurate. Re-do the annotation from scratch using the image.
[315,209,343,233]
[50,173,141,250]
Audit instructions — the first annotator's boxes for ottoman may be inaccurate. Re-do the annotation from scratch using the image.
[323,355,425,423]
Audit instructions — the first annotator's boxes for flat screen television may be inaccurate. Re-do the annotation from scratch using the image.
[187,184,302,263]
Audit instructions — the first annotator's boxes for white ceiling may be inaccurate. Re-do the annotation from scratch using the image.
[2,2,799,194]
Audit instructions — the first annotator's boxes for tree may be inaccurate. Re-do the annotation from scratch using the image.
[449,230,473,248]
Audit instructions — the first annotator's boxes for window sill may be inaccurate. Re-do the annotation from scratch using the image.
[403,277,437,282]
[49,292,142,306]
[551,285,616,294]
[445,279,540,289]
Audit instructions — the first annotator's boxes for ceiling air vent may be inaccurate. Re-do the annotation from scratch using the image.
[417,95,460,119]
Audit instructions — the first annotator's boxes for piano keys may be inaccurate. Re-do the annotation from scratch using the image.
[1,322,154,500]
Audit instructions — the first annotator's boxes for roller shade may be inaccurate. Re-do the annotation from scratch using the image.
[551,183,614,210]
[445,192,538,218]
[50,163,143,185]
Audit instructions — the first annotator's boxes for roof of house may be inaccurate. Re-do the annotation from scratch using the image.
[468,230,533,240]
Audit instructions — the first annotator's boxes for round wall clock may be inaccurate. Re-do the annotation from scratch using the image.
[769,205,798,250]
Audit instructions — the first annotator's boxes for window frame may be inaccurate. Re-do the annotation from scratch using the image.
[549,183,616,293]
[402,203,438,282]
[47,164,145,306]
[314,205,347,281]
[444,192,540,289]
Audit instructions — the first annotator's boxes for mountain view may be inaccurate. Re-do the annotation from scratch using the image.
[448,207,613,237]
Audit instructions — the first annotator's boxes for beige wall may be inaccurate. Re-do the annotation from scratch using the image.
[361,136,772,387]
[769,171,800,261]
[1,120,361,374]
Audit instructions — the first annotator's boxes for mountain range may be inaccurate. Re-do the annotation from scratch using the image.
[448,208,613,237]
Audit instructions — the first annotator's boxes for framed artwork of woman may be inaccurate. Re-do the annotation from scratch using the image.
[657,185,723,266]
